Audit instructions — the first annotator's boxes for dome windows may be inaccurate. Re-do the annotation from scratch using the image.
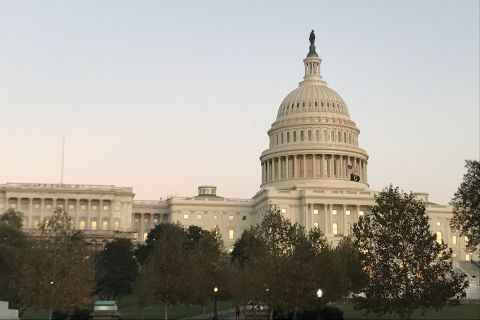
[316,130,320,141]
[308,130,312,141]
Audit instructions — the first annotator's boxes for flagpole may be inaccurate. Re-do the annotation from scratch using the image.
[60,137,65,184]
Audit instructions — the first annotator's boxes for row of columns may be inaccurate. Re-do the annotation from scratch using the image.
[262,154,367,184]
[133,212,166,241]
[7,197,118,230]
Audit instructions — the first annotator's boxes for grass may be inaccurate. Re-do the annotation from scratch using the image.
[337,302,480,320]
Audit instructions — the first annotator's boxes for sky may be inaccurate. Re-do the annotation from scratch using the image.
[0,0,478,204]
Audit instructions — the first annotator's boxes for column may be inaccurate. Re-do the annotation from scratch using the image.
[286,156,289,179]
[27,198,32,228]
[293,155,297,178]
[87,199,92,229]
[365,161,368,184]
[329,155,334,178]
[303,154,306,178]
[321,154,326,177]
[323,204,329,235]
[342,204,347,236]
[356,205,361,219]
[312,155,316,177]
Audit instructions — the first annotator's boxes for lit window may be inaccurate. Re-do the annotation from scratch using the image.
[313,222,319,228]
[10,203,17,209]
[103,205,109,210]
[134,217,140,223]
[68,204,74,210]
[144,217,149,223]
[80,204,86,210]
[91,220,97,230]
[242,216,247,221]
[0,203,4,209]
[332,223,338,235]
[345,210,351,216]
[228,247,234,253]
[436,221,441,226]
[452,236,457,245]
[332,210,337,215]
[196,214,202,220]
[466,254,470,261]
[228,229,234,240]
[113,220,120,231]
[228,215,234,221]
[183,214,189,220]
[153,218,159,224]
[133,232,138,240]
[92,205,98,210]
[346,223,352,235]
[359,211,364,216]
[33,219,40,227]
[453,253,457,257]
[34,203,40,209]
[464,237,469,244]
[143,232,148,241]
[79,220,86,230]
[313,209,319,215]
[46,204,52,209]
[213,215,218,220]
[102,220,108,230]
[436,231,443,244]
[281,208,287,213]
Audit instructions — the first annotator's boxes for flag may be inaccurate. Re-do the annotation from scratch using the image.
[348,164,360,182]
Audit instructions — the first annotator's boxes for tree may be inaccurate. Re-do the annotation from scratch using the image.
[450,159,480,254]
[95,238,138,300]
[0,209,27,309]
[135,223,188,320]
[135,223,172,264]
[353,185,468,319]
[335,237,368,294]
[17,208,94,320]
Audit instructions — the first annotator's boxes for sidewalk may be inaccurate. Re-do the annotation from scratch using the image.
[180,307,245,320]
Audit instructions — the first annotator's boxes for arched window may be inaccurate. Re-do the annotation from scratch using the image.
[316,130,320,141]
[308,130,312,141]
[337,131,341,142]
[324,130,328,141]
[287,132,290,143]
[276,134,278,145]
[281,133,284,144]
[349,133,352,144]
[331,130,335,141]
[344,132,347,143]
[300,131,304,141]
[293,131,297,142]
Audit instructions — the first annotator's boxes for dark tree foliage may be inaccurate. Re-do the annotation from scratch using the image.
[353,185,468,319]
[0,209,27,308]
[135,223,172,264]
[335,237,368,293]
[95,238,138,300]
[450,159,480,254]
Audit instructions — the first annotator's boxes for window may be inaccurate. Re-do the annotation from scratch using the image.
[345,210,351,216]
[316,130,320,141]
[134,217,140,223]
[436,231,442,244]
[228,215,234,221]
[313,209,319,215]
[0,203,4,209]
[183,214,189,220]
[80,204,86,210]
[359,211,364,216]
[196,214,202,220]
[242,216,247,221]
[281,208,287,214]
[144,217,149,223]
[464,236,469,244]
[315,101,318,107]
[34,203,40,209]
[103,205,109,210]
[293,131,297,142]
[69,204,74,210]
[300,131,304,141]
[143,232,148,241]
[287,132,290,143]
[332,210,337,215]
[452,236,457,245]
[331,130,335,141]
[213,215,218,220]
[466,254,470,261]
[153,217,159,223]
[346,223,352,235]
[33,218,40,227]
[228,229,234,240]
[92,205,98,210]
[308,130,312,141]
[313,222,319,228]
[102,220,108,230]
[79,220,86,230]
[133,232,138,240]
[332,223,338,235]
[113,220,120,231]
[281,133,284,144]
[436,221,441,226]
[91,220,97,230]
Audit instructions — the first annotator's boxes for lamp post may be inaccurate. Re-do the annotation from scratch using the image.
[213,286,219,320]
[316,288,323,319]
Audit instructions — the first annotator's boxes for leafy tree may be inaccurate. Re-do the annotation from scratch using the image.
[135,223,188,320]
[335,237,368,294]
[353,185,468,319]
[0,209,27,309]
[95,238,138,300]
[135,223,172,264]
[450,159,480,254]
[17,208,94,320]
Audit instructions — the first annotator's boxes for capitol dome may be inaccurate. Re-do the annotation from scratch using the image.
[260,31,369,189]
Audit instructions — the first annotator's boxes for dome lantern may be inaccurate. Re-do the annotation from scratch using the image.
[300,30,326,86]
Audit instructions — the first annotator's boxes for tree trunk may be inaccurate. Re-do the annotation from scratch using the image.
[164,301,168,320]
[203,305,206,317]
[269,307,273,320]
[141,307,145,320]
[48,307,53,320]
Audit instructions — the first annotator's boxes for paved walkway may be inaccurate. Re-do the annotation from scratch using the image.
[180,307,245,320]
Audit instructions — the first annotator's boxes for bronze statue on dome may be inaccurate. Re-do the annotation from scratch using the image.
[309,30,315,45]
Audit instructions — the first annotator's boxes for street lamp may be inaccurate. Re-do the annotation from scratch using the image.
[213,286,219,320]
[316,288,323,298]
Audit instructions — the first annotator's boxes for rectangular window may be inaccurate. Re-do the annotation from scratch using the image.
[228,229,234,240]
[359,211,364,216]
[213,215,218,220]
[79,220,85,230]
[114,220,120,231]
[196,214,202,220]
[33,219,40,227]
[34,203,40,209]
[80,204,86,210]
[228,215,234,221]
[452,236,457,245]
[464,237,469,244]
[332,210,337,215]
[281,208,287,213]
[153,218,159,223]
[103,205,109,210]
[313,209,319,215]
[68,204,74,210]
[332,223,338,235]
[133,232,138,240]
[242,216,247,221]
[466,254,470,261]
[46,204,52,209]
[10,203,17,209]
[0,203,4,209]
[143,232,148,241]
[345,210,351,216]
[183,214,189,220]
[102,220,108,230]
[91,220,97,230]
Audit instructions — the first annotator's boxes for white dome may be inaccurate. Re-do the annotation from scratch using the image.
[277,83,350,119]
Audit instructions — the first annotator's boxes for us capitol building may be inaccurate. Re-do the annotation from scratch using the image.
[0,32,472,264]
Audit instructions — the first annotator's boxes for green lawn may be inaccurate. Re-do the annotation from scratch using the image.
[337,302,480,320]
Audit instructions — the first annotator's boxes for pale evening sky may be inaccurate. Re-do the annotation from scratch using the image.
[0,0,478,204]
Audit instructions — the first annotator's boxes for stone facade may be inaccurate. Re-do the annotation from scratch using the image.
[0,35,474,262]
